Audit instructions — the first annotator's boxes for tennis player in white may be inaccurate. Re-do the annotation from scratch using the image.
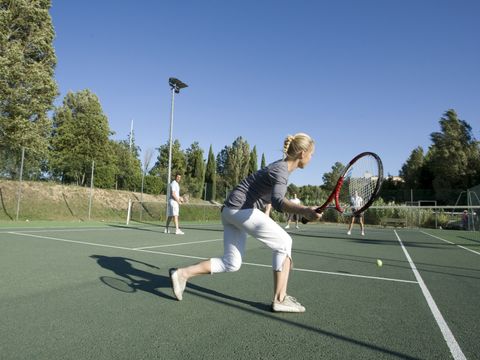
[285,193,301,229]
[347,191,365,236]
[165,173,184,235]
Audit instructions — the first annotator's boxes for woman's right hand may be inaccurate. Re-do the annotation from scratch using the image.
[302,206,322,222]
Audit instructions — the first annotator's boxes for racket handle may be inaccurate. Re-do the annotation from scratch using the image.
[300,207,322,224]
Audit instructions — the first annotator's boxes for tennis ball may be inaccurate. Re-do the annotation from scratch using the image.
[376,259,383,267]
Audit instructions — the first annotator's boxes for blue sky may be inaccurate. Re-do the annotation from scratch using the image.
[49,0,480,186]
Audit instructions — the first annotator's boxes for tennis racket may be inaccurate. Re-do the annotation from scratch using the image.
[302,152,383,223]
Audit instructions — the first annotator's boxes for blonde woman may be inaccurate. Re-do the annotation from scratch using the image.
[169,133,321,312]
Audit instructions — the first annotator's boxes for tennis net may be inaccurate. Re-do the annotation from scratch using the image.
[127,200,222,225]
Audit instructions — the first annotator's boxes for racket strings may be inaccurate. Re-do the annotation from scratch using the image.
[344,156,380,208]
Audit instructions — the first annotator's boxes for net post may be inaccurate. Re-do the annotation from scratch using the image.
[126,199,132,225]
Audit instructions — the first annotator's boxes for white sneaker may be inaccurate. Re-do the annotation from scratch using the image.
[347,230,351,235]
[164,228,170,234]
[175,229,184,235]
[285,225,290,229]
[169,268,186,301]
[295,225,299,229]
[272,295,306,313]
[361,231,365,236]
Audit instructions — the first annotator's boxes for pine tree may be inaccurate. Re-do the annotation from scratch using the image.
[248,145,258,175]
[205,145,216,201]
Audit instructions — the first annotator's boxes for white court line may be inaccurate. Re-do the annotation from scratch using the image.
[134,238,223,250]
[394,230,466,360]
[421,231,480,256]
[7,231,207,261]
[7,231,415,284]
[285,266,417,284]
[0,227,124,234]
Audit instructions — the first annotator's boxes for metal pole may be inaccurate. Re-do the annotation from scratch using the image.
[129,119,134,151]
[140,170,145,221]
[467,190,474,231]
[166,87,175,221]
[88,160,95,220]
[15,147,25,221]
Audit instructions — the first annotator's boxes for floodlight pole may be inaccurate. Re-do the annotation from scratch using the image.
[166,78,187,222]
[166,87,176,220]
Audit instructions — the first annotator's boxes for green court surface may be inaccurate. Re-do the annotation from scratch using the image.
[1,221,479,359]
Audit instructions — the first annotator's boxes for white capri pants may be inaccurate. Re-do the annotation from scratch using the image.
[210,207,293,273]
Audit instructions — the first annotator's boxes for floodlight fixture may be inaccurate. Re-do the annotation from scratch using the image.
[169,77,188,93]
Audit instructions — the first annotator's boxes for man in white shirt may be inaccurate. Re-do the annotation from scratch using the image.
[285,193,301,229]
[165,173,184,235]
[347,191,365,236]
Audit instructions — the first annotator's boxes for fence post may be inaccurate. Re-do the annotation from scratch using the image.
[126,199,132,225]
[15,147,25,221]
[88,160,95,220]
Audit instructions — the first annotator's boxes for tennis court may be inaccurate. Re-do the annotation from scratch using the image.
[1,221,478,359]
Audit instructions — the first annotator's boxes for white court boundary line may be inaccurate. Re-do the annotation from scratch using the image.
[6,231,416,284]
[133,238,223,250]
[421,231,480,256]
[394,230,466,360]
[0,227,125,234]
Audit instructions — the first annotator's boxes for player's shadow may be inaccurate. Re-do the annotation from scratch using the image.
[90,255,174,300]
[90,255,270,311]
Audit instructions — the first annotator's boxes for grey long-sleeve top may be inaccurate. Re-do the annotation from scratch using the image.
[224,160,289,212]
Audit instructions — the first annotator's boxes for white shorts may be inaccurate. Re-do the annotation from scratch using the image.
[210,207,292,273]
[167,199,179,216]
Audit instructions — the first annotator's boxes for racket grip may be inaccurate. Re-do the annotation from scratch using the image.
[300,207,323,224]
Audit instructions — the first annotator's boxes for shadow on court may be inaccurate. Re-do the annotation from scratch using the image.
[90,255,174,300]
[90,255,269,311]
[89,255,425,359]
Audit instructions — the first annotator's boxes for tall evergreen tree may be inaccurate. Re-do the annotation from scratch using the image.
[205,145,216,201]
[261,153,266,168]
[0,0,57,178]
[248,145,258,175]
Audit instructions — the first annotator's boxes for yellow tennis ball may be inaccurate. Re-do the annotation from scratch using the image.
[376,259,383,267]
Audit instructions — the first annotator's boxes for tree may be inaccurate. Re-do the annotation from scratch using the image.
[184,142,205,198]
[50,90,115,187]
[261,153,266,168]
[204,145,216,201]
[0,0,57,178]
[111,139,142,191]
[322,162,344,192]
[224,136,250,189]
[399,147,425,189]
[140,148,155,196]
[248,145,258,176]
[427,109,479,201]
[150,139,186,193]
[215,146,228,200]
